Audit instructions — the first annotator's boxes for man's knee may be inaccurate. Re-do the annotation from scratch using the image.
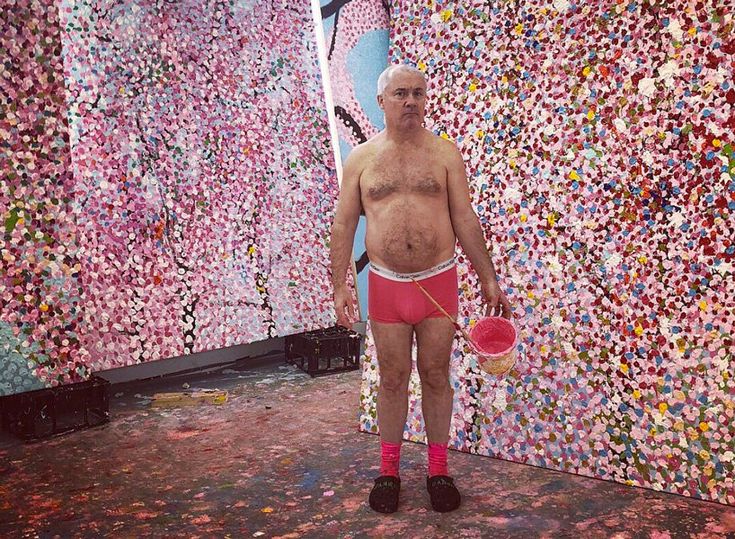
[379,366,411,392]
[418,363,450,392]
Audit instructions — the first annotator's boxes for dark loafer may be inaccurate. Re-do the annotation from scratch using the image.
[426,475,461,512]
[369,475,401,513]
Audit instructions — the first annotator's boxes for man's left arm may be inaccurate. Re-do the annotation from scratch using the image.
[445,142,511,318]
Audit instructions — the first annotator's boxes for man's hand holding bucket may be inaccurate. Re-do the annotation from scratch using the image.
[481,279,512,319]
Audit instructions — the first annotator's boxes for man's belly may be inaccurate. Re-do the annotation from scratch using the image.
[364,201,456,273]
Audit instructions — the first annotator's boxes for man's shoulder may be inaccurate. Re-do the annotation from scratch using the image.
[346,134,382,163]
[426,131,461,157]
[342,137,380,178]
[362,131,387,150]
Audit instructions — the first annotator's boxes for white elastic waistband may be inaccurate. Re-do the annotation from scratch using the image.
[369,258,456,282]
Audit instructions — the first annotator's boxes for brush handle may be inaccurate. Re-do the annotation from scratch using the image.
[411,278,474,343]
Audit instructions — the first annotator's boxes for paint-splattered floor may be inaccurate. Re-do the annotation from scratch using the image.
[1,357,733,538]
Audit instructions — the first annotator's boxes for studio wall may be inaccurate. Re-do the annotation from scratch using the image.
[358,0,734,505]
[1,0,339,394]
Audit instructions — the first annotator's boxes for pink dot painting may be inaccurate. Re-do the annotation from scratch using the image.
[2,1,340,392]
[359,0,734,505]
[0,0,87,392]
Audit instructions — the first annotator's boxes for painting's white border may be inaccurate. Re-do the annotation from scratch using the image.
[310,0,343,186]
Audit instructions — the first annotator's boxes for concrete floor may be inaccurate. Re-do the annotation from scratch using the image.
[0,357,733,538]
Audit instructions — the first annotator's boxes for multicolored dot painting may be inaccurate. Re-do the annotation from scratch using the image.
[1,0,338,394]
[1,0,85,394]
[359,1,734,505]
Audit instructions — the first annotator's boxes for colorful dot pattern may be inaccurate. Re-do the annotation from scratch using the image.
[1,0,339,392]
[359,0,734,505]
[1,0,87,392]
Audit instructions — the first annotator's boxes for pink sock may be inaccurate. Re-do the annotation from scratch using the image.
[428,442,448,477]
[380,441,402,477]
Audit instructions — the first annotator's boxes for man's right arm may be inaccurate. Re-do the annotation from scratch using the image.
[329,147,364,327]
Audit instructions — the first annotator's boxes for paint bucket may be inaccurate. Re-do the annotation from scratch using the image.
[468,316,518,375]
[410,277,518,376]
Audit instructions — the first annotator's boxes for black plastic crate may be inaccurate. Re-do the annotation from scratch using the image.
[0,375,110,441]
[285,325,362,377]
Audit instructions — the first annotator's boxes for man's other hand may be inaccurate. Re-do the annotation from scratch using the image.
[333,286,357,328]
[480,280,512,319]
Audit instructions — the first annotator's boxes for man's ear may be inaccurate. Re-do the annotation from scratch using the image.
[377,94,384,110]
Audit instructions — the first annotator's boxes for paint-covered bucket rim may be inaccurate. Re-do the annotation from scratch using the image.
[468,316,518,359]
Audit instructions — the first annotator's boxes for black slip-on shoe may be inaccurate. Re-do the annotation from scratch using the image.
[426,475,461,512]
[369,475,401,514]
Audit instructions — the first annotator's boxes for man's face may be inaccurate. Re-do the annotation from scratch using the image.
[378,71,427,129]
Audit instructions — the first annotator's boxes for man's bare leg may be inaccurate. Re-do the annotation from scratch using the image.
[368,320,413,513]
[415,316,455,445]
[415,316,461,512]
[372,321,414,444]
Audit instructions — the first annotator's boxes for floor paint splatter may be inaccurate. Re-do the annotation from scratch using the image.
[0,359,733,537]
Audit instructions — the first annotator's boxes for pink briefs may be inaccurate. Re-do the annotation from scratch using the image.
[368,259,459,325]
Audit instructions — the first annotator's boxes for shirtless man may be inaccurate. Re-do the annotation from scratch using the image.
[330,64,511,514]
